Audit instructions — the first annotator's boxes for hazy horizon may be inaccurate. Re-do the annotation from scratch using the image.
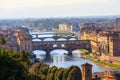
[0,0,120,19]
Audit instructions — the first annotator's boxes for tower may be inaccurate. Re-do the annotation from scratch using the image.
[81,63,92,80]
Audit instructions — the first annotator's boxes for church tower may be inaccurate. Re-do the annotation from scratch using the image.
[81,63,92,80]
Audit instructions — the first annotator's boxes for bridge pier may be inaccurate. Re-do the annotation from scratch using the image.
[32,40,92,59]
[45,50,51,60]
[68,50,73,56]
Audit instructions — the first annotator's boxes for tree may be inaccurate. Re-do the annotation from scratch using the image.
[38,63,49,80]
[54,68,64,80]
[0,49,29,80]
[67,66,82,80]
[46,66,58,80]
[62,69,70,80]
[0,36,6,45]
[63,66,82,80]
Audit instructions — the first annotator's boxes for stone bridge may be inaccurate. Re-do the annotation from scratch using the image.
[31,33,77,41]
[32,36,77,41]
[32,40,91,58]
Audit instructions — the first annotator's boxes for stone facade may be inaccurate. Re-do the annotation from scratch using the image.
[109,34,120,56]
[15,30,32,53]
[80,25,120,57]
[0,29,18,51]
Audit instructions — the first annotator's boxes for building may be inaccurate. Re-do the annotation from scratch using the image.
[99,31,120,57]
[58,23,73,32]
[80,22,102,31]
[59,24,67,31]
[0,29,18,51]
[80,26,102,55]
[81,63,92,80]
[108,32,120,56]
[15,30,32,53]
[102,71,120,80]
[80,23,120,57]
[6,35,18,52]
[115,18,120,28]
[81,63,120,80]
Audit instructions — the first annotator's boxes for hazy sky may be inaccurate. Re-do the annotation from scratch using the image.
[0,0,120,19]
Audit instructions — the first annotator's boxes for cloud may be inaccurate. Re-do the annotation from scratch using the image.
[0,0,107,9]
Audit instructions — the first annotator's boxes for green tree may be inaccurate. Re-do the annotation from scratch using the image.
[63,66,82,80]
[67,66,82,80]
[62,69,70,80]
[46,66,58,80]
[0,36,6,45]
[38,63,49,80]
[0,49,29,80]
[54,68,64,80]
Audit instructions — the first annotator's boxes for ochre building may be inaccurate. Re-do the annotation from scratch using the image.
[15,30,32,53]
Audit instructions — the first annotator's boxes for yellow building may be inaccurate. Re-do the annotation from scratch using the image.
[80,32,91,40]
[109,32,120,56]
[58,24,72,32]
[80,25,120,57]
[80,30,100,54]
[95,31,120,57]
[98,32,109,55]
[15,30,32,53]
[59,24,67,31]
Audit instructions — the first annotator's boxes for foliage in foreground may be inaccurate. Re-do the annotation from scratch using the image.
[0,48,30,80]
[0,36,82,80]
[0,48,82,80]
[29,63,82,80]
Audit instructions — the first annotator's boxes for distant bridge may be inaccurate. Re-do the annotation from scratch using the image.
[32,40,91,58]
[31,33,78,41]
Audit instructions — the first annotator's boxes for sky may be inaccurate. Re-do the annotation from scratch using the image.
[0,0,120,19]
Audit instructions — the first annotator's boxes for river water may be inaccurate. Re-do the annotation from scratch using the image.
[30,31,106,73]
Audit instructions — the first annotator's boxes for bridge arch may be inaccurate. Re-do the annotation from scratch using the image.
[32,39,42,42]
[52,43,66,48]
[57,38,67,41]
[32,50,46,60]
[32,50,46,55]
[72,49,84,57]
[43,38,55,41]
[32,40,92,58]
[50,49,69,56]
[61,44,65,47]
[32,35,37,38]
[69,38,76,41]
[53,44,57,48]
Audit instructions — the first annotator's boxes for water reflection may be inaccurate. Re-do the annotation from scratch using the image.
[31,32,104,72]
[53,55,65,68]
[32,49,104,73]
[32,50,46,60]
[50,49,68,56]
[72,50,82,57]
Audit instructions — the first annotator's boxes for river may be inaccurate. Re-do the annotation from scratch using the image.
[30,31,106,73]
